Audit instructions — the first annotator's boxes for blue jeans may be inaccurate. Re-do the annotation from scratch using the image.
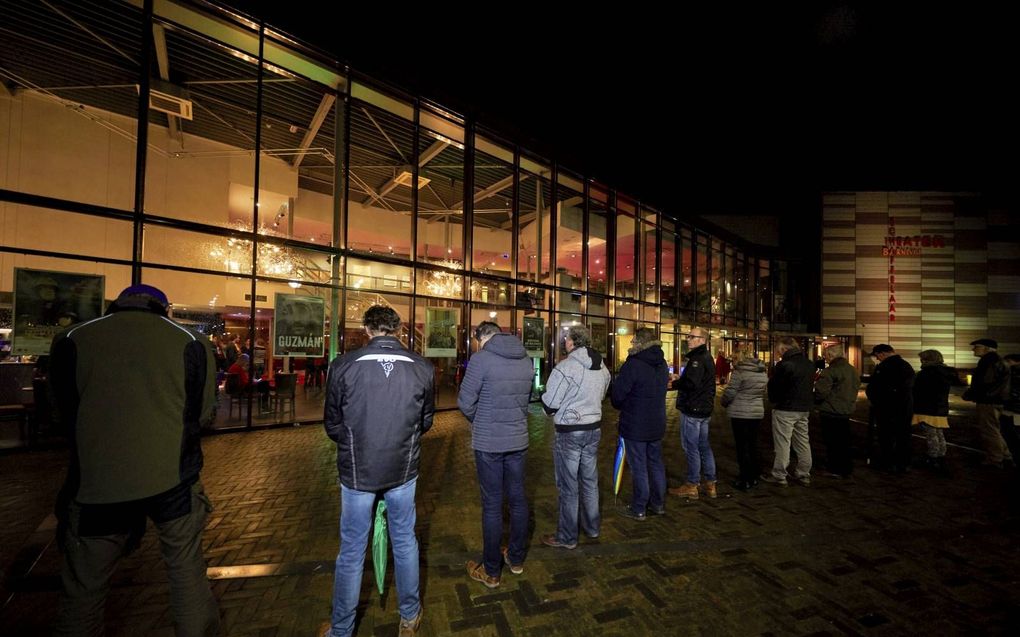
[624,438,666,514]
[553,429,601,543]
[681,413,717,483]
[475,449,528,576]
[330,478,419,637]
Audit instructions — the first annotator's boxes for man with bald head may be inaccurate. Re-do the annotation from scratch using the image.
[669,327,718,499]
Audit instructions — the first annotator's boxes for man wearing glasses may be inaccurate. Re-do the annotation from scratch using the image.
[669,328,719,499]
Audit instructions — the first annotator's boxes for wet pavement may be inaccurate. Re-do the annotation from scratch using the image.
[2,392,1019,636]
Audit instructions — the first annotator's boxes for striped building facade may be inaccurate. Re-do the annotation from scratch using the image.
[822,192,1019,369]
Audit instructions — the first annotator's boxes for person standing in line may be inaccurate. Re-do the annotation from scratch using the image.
[963,338,1012,468]
[720,348,768,491]
[999,354,1020,466]
[761,336,816,487]
[911,349,961,475]
[669,327,718,500]
[865,344,916,473]
[610,327,670,518]
[814,343,861,479]
[458,322,535,587]
[716,351,732,385]
[322,306,434,637]
[541,325,611,542]
[50,284,220,637]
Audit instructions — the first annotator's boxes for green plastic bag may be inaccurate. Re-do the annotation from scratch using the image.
[372,500,388,595]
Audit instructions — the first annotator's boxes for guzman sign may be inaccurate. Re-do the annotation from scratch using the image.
[274,293,325,357]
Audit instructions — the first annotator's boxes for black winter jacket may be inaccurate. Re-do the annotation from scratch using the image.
[866,354,915,420]
[912,364,960,417]
[1005,365,1020,413]
[963,351,1009,405]
[324,336,435,491]
[767,348,815,411]
[457,333,534,453]
[610,342,669,440]
[673,343,715,417]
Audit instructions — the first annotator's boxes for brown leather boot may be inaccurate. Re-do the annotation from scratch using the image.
[703,480,717,498]
[668,483,700,499]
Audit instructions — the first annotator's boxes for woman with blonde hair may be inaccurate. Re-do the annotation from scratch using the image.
[912,349,960,473]
[720,347,768,491]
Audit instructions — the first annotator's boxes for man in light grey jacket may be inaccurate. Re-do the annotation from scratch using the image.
[540,325,611,549]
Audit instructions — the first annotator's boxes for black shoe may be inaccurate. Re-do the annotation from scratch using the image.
[730,479,750,491]
[620,505,647,521]
[647,505,666,516]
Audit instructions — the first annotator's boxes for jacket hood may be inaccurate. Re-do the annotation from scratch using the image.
[630,344,666,368]
[569,345,604,370]
[483,333,528,359]
[735,358,766,373]
[629,339,662,357]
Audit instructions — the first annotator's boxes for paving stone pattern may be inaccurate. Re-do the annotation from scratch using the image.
[2,394,1019,636]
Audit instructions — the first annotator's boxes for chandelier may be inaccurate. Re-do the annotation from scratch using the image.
[424,259,463,297]
[207,221,296,278]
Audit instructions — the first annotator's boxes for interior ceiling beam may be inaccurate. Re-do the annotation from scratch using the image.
[292,93,336,168]
[151,23,181,143]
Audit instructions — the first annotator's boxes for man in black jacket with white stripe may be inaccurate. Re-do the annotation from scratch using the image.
[323,306,434,637]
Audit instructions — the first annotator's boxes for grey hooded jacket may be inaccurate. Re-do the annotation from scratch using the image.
[720,358,767,420]
[542,346,611,431]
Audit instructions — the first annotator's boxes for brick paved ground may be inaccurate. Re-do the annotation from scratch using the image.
[2,392,1019,636]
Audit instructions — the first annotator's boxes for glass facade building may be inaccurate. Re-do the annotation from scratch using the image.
[0,0,787,430]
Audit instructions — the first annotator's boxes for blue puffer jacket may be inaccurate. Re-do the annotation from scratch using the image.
[610,342,670,441]
[457,333,535,453]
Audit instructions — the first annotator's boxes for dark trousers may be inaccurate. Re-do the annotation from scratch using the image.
[876,413,912,470]
[623,438,666,514]
[474,449,528,577]
[1000,415,1020,465]
[820,413,853,476]
[730,418,761,482]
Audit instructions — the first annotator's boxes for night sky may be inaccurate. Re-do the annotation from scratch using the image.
[231,2,1015,227]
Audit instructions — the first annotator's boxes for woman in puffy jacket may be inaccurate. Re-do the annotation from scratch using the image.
[720,348,768,491]
[912,349,960,473]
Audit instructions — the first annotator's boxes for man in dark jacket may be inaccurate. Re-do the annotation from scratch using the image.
[814,343,861,478]
[763,336,816,486]
[611,327,670,518]
[324,306,434,637]
[1000,354,1020,465]
[963,338,1012,467]
[865,343,916,473]
[458,321,534,588]
[50,284,219,636]
[669,327,718,499]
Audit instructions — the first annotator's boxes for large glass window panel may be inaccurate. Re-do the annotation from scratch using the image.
[735,252,747,320]
[612,319,637,371]
[141,268,250,431]
[254,279,336,425]
[641,218,658,303]
[615,300,638,321]
[587,188,609,295]
[758,259,771,328]
[518,155,553,285]
[1,207,132,262]
[515,307,550,394]
[417,118,466,269]
[554,171,584,289]
[696,233,710,321]
[469,277,511,305]
[347,99,414,260]
[680,228,694,314]
[143,19,260,228]
[472,137,513,278]
[420,299,465,409]
[615,197,637,299]
[588,294,609,317]
[145,225,251,274]
[416,265,464,301]
[661,221,677,309]
[723,245,736,317]
[554,312,584,364]
[345,258,412,294]
[711,239,723,322]
[2,3,140,207]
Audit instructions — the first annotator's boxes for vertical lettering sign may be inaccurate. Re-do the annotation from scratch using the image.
[881,217,947,322]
